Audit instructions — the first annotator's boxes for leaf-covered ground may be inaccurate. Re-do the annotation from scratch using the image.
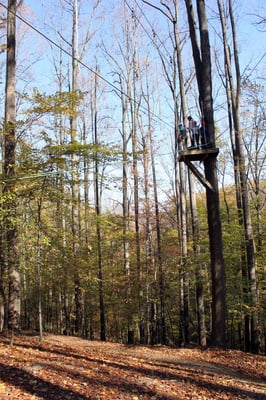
[0,333,265,399]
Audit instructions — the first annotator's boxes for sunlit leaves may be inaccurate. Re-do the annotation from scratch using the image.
[24,89,85,118]
[0,334,265,399]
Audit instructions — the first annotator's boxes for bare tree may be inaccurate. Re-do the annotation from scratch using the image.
[100,5,136,342]
[217,0,259,353]
[140,66,166,344]
[92,67,106,341]
[69,0,83,335]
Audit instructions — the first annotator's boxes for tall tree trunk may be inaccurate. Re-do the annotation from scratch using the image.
[4,0,20,337]
[130,13,143,342]
[53,30,70,336]
[228,0,259,354]
[184,0,226,347]
[144,0,191,345]
[70,0,82,335]
[142,0,206,347]
[189,171,206,347]
[119,74,132,343]
[217,0,259,353]
[36,186,45,344]
[173,3,190,345]
[150,123,165,344]
[0,238,8,331]
[93,68,106,341]
[140,120,152,344]
[101,5,135,341]
[143,74,166,344]
[173,0,207,347]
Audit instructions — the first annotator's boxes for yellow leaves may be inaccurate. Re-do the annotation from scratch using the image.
[24,89,85,118]
[0,44,7,53]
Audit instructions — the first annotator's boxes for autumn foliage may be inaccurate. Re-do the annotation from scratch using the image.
[0,332,265,399]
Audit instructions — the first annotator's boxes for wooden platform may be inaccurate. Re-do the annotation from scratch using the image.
[179,147,219,162]
[178,147,219,191]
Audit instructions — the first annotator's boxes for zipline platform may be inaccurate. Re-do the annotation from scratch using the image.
[178,147,219,191]
[179,147,219,162]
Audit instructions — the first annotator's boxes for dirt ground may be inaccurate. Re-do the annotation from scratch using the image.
[0,332,265,399]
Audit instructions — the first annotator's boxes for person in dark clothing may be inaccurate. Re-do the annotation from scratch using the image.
[187,115,194,147]
[200,119,210,148]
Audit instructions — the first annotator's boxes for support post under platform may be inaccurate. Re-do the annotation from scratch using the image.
[178,148,219,191]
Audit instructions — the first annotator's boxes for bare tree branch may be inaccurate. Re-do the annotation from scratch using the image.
[142,0,172,21]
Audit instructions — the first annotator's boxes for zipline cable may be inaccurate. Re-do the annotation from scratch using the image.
[0,2,174,129]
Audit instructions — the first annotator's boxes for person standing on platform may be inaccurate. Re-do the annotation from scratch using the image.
[192,120,200,147]
[187,116,194,147]
[179,123,187,149]
[200,119,210,148]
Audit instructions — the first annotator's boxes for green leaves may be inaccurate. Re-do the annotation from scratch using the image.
[24,88,85,118]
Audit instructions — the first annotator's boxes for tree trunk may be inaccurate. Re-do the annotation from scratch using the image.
[217,0,259,353]
[119,74,132,343]
[143,78,166,344]
[229,0,259,355]
[189,170,206,347]
[130,13,143,343]
[70,0,83,335]
[184,0,226,347]
[140,120,152,344]
[4,0,20,335]
[174,0,207,347]
[204,158,226,346]
[93,68,106,341]
[146,0,191,346]
[36,198,43,344]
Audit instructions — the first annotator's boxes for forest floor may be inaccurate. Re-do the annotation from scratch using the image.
[0,332,265,400]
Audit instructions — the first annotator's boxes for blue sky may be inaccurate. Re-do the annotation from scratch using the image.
[22,0,266,82]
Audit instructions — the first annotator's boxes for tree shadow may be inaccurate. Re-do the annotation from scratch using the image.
[3,338,266,399]
[0,360,182,400]
[25,348,266,400]
[0,362,91,400]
